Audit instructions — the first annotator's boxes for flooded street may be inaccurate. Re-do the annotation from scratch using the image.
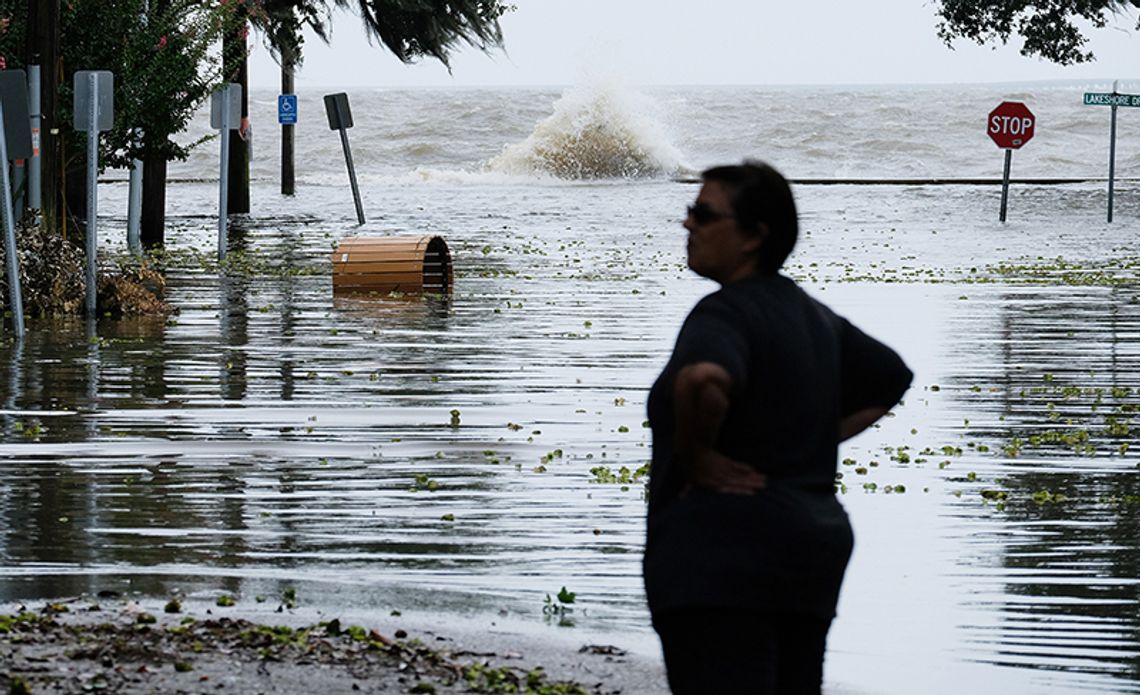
[1,176,1138,694]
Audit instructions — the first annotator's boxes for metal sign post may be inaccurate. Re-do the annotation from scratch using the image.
[987,101,1036,223]
[127,155,143,254]
[323,93,365,225]
[26,65,41,211]
[999,149,1013,223]
[211,84,242,260]
[1082,83,1140,223]
[0,70,33,338]
[1108,99,1118,224]
[73,70,114,318]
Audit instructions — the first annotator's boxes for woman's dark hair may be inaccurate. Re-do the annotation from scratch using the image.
[701,161,798,274]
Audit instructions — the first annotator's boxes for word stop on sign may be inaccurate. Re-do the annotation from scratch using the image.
[990,115,1033,135]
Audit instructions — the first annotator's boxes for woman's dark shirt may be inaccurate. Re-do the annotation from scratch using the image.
[644,273,913,619]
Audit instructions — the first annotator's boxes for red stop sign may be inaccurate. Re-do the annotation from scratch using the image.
[988,101,1036,149]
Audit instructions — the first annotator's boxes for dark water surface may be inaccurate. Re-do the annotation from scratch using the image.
[1,179,1138,694]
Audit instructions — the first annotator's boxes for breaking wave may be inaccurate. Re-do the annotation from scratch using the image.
[486,81,690,180]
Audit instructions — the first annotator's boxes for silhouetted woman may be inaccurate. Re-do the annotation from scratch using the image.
[645,161,912,694]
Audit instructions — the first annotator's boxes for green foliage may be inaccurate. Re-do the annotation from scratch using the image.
[589,463,649,485]
[464,662,587,695]
[935,0,1140,65]
[57,0,245,169]
[257,0,333,67]
[8,675,31,695]
[336,0,513,67]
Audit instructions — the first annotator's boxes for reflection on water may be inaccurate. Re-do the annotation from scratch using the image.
[938,286,1140,688]
[0,182,1138,694]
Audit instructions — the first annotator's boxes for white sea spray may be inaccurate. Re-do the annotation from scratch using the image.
[485,80,691,179]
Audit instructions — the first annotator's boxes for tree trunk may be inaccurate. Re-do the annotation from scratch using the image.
[27,0,62,236]
[223,16,250,215]
[140,156,166,249]
[281,57,295,196]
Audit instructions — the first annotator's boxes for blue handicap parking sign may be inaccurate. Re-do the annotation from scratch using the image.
[278,94,298,125]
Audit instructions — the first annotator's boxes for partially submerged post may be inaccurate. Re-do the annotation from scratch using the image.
[987,101,1036,223]
[279,79,297,196]
[324,93,365,225]
[211,84,242,260]
[0,70,33,338]
[1082,82,1139,223]
[73,70,114,317]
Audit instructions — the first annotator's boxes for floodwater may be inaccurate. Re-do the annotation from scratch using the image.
[2,83,1140,694]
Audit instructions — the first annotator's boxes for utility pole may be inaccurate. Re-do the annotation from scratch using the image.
[27,0,60,235]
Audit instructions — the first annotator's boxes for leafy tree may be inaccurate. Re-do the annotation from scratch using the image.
[936,0,1140,64]
[334,0,512,67]
[58,0,244,246]
[60,1,241,168]
[258,0,333,67]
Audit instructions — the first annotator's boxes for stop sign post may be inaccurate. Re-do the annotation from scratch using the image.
[988,101,1036,223]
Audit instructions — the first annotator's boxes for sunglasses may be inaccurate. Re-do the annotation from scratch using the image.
[686,203,732,225]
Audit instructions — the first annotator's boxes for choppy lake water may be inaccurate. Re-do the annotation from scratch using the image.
[1,83,1139,694]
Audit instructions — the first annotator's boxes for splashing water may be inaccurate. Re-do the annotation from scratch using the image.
[487,81,690,179]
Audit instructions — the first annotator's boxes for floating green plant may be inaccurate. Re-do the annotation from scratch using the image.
[589,464,648,485]
[410,474,439,492]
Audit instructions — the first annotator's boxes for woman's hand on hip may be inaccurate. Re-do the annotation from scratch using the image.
[686,449,768,495]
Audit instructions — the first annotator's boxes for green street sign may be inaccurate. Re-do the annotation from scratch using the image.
[1084,92,1140,107]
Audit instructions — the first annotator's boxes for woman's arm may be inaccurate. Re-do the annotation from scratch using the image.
[673,362,767,495]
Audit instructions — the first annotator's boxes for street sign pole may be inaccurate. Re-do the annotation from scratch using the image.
[1082,84,1140,222]
[0,101,24,339]
[85,72,99,316]
[339,124,365,226]
[1108,101,1117,223]
[988,101,1036,223]
[1,70,34,339]
[74,70,113,318]
[219,95,231,260]
[212,84,242,260]
[27,65,41,212]
[1107,83,1119,224]
[323,93,365,225]
[999,149,1012,223]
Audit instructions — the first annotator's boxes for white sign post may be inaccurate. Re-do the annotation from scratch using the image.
[211,84,242,260]
[73,70,114,317]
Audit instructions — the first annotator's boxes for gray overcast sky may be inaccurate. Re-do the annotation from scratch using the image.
[248,1,1140,89]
